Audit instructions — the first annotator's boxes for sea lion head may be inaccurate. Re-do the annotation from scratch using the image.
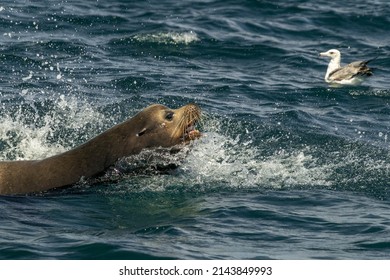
[133,103,202,148]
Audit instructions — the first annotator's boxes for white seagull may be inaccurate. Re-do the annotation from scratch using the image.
[319,49,373,85]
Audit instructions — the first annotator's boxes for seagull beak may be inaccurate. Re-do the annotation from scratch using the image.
[319,52,327,57]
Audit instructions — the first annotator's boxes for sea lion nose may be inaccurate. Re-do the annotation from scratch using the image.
[185,103,201,113]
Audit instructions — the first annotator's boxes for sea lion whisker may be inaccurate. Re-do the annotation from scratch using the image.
[171,105,201,141]
[172,115,186,138]
[175,116,191,139]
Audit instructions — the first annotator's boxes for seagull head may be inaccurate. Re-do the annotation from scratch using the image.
[319,49,341,60]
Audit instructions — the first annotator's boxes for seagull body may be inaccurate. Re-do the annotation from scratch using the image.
[319,49,373,85]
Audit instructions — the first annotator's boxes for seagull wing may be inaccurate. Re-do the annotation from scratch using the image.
[328,61,372,82]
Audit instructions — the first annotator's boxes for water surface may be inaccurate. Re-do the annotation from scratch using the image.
[1,0,390,259]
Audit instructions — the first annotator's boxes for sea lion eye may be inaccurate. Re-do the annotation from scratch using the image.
[165,112,174,121]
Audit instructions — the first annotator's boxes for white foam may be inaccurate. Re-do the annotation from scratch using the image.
[133,31,199,45]
[22,71,33,81]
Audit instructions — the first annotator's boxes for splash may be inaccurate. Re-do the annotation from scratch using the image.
[100,121,333,194]
[102,115,389,195]
[178,132,332,189]
[0,94,105,161]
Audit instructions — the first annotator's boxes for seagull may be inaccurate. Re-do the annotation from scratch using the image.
[319,49,373,85]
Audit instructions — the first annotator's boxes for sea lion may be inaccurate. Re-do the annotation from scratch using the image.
[0,103,201,195]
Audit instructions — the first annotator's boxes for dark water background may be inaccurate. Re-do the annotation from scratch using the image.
[1,0,390,259]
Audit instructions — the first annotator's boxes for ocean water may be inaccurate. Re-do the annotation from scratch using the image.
[0,0,390,260]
